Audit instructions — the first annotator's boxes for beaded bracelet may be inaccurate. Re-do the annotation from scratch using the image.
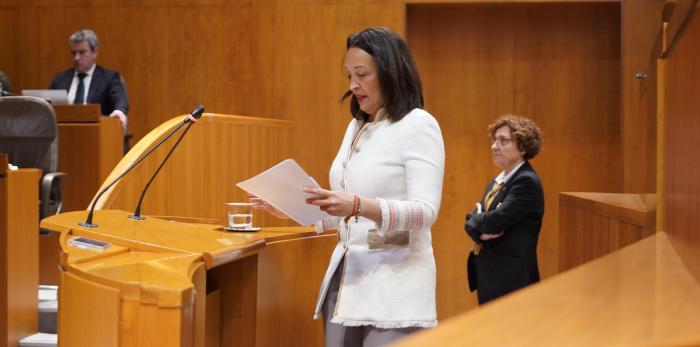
[344,195,360,224]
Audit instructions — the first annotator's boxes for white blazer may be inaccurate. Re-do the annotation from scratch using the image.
[313,108,445,328]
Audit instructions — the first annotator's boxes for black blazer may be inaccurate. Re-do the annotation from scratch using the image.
[465,161,544,304]
[49,65,129,116]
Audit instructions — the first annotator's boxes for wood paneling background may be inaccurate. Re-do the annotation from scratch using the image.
[408,2,621,314]
[664,2,700,282]
[1,0,662,323]
[620,0,665,193]
[0,0,404,179]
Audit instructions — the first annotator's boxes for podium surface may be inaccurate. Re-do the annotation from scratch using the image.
[41,210,332,346]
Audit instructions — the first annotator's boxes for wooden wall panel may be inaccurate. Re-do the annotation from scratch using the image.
[0,4,18,94]
[621,0,665,193]
[11,3,255,142]
[408,2,621,316]
[511,2,622,273]
[664,3,700,282]
[663,0,699,54]
[3,1,404,189]
[248,3,405,182]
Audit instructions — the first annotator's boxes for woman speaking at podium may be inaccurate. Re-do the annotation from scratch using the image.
[258,27,445,346]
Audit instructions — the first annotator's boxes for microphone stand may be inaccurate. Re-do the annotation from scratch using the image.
[80,106,204,228]
[128,121,194,220]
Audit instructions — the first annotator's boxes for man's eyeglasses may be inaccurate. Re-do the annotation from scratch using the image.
[491,137,513,147]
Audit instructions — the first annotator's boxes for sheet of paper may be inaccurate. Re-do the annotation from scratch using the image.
[236,159,330,226]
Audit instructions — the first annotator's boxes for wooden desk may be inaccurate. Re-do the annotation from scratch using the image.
[395,232,700,347]
[1,154,41,347]
[559,192,656,271]
[41,210,334,346]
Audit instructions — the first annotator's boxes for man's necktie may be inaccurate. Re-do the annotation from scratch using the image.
[484,182,504,211]
[74,72,87,104]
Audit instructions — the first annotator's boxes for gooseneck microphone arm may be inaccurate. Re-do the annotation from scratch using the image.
[79,105,205,228]
[128,121,195,220]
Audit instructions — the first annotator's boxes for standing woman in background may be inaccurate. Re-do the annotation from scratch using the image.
[257,27,445,346]
[465,115,544,305]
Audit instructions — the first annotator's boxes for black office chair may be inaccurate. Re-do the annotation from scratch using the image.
[0,96,65,220]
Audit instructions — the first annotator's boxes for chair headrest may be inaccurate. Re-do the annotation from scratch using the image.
[0,96,57,139]
[0,96,58,172]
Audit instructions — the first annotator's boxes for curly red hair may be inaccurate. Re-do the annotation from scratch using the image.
[488,115,543,160]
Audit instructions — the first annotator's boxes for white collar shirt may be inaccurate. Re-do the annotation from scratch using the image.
[68,64,96,104]
[495,160,526,185]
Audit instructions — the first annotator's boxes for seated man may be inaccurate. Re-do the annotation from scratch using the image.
[49,29,129,131]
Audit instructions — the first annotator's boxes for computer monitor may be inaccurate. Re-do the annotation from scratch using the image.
[21,89,69,105]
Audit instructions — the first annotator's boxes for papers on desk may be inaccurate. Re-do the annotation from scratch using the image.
[236,159,330,226]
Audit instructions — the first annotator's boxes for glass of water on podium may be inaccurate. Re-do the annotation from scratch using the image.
[225,202,257,231]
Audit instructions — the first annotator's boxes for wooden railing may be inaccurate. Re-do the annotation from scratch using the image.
[559,192,655,271]
[395,232,700,347]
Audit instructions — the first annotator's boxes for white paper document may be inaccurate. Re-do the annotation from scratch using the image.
[236,159,330,226]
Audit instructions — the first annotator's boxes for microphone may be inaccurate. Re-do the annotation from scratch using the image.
[79,105,205,227]
[128,105,204,220]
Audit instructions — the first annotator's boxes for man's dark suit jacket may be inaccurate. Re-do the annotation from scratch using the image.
[49,65,129,117]
[465,161,544,304]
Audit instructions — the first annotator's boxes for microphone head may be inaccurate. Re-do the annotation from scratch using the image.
[190,105,205,119]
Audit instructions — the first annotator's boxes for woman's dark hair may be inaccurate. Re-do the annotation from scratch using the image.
[341,27,423,122]
[488,114,543,160]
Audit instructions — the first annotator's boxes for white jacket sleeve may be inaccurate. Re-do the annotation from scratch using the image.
[376,112,445,232]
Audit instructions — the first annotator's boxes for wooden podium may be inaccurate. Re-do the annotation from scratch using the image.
[53,104,123,212]
[40,113,336,346]
[41,210,334,346]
